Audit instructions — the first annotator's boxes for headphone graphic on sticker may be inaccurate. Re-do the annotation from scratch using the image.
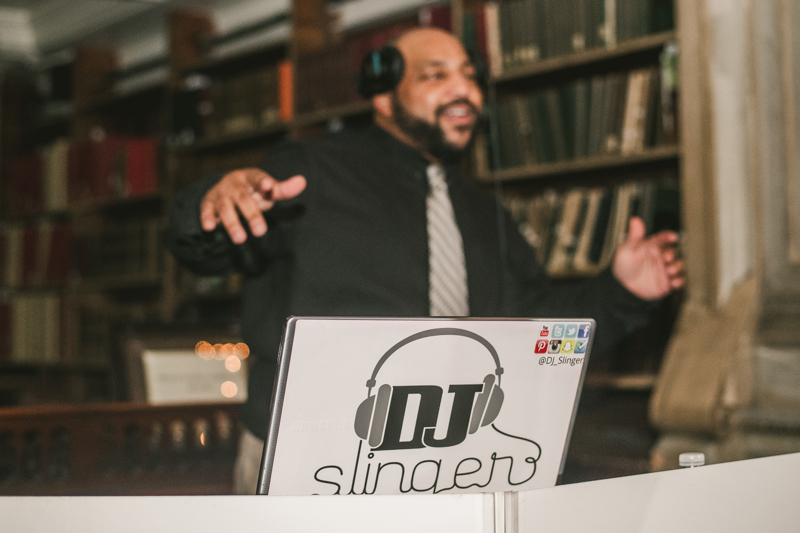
[353,328,504,449]
[355,45,489,98]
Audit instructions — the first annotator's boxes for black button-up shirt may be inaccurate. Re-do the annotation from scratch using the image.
[167,124,653,438]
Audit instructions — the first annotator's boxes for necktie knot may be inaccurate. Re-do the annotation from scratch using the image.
[426,164,447,193]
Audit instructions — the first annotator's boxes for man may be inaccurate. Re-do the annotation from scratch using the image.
[166,28,684,494]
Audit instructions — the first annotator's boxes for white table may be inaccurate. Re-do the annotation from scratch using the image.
[4,452,799,532]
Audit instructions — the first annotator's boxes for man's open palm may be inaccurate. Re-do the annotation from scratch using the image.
[612,217,684,300]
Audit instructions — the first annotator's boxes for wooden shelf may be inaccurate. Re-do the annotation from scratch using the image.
[0,209,71,226]
[583,372,658,390]
[179,41,289,77]
[476,144,680,183]
[494,31,677,84]
[78,274,163,291]
[68,192,164,215]
[78,83,167,113]
[0,361,110,373]
[0,286,69,297]
[180,122,289,153]
[292,100,373,128]
[0,193,163,224]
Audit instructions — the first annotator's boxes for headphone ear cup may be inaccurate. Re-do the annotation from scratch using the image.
[468,374,496,435]
[356,46,405,98]
[354,384,393,446]
[368,384,392,448]
[354,395,376,440]
[481,384,504,428]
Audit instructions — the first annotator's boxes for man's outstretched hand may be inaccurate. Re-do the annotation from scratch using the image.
[612,217,685,300]
[200,168,307,244]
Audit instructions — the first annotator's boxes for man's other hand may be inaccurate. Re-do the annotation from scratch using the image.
[612,217,685,300]
[200,169,306,244]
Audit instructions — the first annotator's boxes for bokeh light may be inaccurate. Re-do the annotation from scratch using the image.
[195,341,214,360]
[225,355,242,372]
[220,381,238,398]
[235,342,250,359]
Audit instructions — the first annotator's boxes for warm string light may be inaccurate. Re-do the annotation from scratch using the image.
[194,342,248,398]
[195,341,250,361]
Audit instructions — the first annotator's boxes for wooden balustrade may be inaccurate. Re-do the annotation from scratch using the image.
[0,402,241,496]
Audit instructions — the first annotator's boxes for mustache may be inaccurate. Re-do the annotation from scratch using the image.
[435,98,481,118]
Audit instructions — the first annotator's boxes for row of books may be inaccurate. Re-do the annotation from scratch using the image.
[169,5,450,145]
[1,222,71,289]
[481,0,675,76]
[504,170,679,277]
[0,294,65,364]
[492,59,676,170]
[171,63,292,147]
[7,135,159,218]
[73,216,162,282]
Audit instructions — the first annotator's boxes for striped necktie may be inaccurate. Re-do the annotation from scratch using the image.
[426,164,469,316]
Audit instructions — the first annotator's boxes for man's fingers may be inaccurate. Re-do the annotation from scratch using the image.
[260,174,307,201]
[200,169,306,243]
[232,186,268,237]
[626,216,646,246]
[200,199,220,231]
[666,260,684,277]
[651,230,680,249]
[216,196,249,244]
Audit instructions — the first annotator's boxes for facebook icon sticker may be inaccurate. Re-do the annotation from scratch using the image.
[577,324,592,338]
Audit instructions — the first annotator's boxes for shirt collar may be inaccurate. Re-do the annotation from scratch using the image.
[366,124,462,186]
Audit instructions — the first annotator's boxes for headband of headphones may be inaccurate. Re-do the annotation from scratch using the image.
[365,328,503,392]
[355,45,488,99]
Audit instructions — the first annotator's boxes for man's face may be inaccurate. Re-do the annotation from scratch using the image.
[391,30,484,160]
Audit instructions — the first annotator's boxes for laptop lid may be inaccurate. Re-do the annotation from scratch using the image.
[257,317,595,496]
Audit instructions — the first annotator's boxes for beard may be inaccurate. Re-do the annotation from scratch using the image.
[391,96,480,162]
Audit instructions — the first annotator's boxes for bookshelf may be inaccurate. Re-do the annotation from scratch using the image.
[463,0,682,482]
[478,144,680,182]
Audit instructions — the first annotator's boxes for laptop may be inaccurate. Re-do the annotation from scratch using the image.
[257,317,594,496]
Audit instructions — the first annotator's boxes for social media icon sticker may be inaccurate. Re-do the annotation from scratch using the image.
[552,324,565,338]
[577,324,591,338]
[535,339,548,353]
[561,339,575,353]
[548,340,561,354]
[574,340,587,354]
[565,324,578,338]
[539,326,549,337]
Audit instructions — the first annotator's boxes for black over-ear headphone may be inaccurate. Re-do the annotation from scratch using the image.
[356,45,405,99]
[355,45,489,99]
[353,328,504,449]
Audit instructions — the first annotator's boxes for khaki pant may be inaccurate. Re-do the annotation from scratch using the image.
[232,427,266,495]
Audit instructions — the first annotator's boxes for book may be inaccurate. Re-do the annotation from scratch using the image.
[9,155,43,217]
[278,59,294,123]
[3,226,23,288]
[572,188,606,273]
[483,2,503,77]
[547,189,589,275]
[0,297,10,363]
[126,138,159,197]
[42,139,70,212]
